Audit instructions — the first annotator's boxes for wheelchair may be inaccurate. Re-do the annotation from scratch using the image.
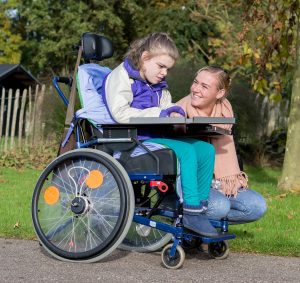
[31,32,235,269]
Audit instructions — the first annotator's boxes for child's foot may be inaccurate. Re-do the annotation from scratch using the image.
[183,213,219,237]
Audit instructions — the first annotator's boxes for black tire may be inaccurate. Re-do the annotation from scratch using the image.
[161,244,185,269]
[32,149,134,262]
[208,240,229,260]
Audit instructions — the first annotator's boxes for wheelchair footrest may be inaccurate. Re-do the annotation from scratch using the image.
[185,231,236,243]
[201,233,236,243]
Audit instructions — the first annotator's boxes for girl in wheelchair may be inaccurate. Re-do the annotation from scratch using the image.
[104,32,219,237]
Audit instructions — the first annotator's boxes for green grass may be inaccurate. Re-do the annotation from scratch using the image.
[230,166,300,256]
[0,167,41,239]
[0,165,299,257]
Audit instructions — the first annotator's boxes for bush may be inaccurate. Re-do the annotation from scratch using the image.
[0,138,59,170]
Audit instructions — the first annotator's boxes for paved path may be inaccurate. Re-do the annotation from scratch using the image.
[1,238,299,282]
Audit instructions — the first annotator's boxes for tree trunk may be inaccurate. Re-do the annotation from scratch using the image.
[278,23,300,191]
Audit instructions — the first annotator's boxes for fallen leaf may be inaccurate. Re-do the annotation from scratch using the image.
[275,193,287,199]
[13,221,20,229]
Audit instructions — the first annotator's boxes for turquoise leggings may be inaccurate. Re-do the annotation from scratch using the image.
[146,138,215,206]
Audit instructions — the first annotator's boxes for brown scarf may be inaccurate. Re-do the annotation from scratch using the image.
[176,95,248,196]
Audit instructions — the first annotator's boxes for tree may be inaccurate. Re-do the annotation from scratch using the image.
[231,0,299,191]
[0,0,23,64]
[133,0,220,64]
[17,0,142,77]
[278,20,300,191]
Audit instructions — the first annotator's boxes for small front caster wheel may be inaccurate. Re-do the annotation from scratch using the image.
[161,243,185,269]
[208,240,229,260]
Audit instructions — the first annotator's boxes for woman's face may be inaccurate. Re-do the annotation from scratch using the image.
[140,52,175,84]
[190,71,225,110]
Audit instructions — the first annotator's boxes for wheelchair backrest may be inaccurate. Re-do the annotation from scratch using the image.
[76,63,115,126]
[75,33,117,127]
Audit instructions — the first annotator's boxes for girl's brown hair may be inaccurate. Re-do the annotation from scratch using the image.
[125,32,179,69]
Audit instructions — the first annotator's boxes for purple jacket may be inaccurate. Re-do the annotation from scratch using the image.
[123,58,168,109]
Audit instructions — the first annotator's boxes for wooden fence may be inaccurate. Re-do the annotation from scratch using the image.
[0,85,45,152]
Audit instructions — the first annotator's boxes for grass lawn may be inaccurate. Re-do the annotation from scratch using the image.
[0,165,299,257]
[0,167,41,239]
[230,166,300,256]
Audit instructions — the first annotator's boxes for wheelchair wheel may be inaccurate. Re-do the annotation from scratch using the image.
[32,148,134,262]
[119,190,177,252]
[161,243,185,269]
[208,240,229,260]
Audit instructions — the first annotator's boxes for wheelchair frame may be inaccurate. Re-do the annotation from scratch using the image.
[31,32,235,269]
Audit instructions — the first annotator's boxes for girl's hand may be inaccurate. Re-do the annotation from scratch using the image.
[159,106,185,117]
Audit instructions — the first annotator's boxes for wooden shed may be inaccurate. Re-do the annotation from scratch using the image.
[0,64,40,90]
[0,64,42,146]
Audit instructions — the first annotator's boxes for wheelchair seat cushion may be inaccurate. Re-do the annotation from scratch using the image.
[113,142,177,176]
[118,148,177,176]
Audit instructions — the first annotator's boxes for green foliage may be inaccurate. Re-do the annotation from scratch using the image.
[134,0,220,64]
[17,0,142,75]
[0,0,23,63]
[0,142,57,170]
[236,0,298,101]
[9,0,298,105]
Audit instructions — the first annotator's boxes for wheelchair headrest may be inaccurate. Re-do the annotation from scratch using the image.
[81,32,114,62]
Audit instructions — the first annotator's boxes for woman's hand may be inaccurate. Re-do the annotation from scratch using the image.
[170,112,183,117]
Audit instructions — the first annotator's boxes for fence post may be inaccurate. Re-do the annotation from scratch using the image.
[10,89,20,149]
[25,86,32,146]
[0,88,5,150]
[31,85,38,145]
[32,84,45,144]
[18,89,27,148]
[4,89,13,152]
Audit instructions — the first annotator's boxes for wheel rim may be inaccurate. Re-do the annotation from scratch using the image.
[162,244,185,269]
[163,248,181,267]
[32,150,131,260]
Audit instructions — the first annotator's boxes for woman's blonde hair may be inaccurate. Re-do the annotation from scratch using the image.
[125,32,179,69]
[196,66,232,96]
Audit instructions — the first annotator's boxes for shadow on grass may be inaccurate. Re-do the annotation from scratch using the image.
[245,165,281,186]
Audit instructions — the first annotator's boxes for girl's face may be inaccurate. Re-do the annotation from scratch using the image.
[190,71,225,111]
[140,52,175,84]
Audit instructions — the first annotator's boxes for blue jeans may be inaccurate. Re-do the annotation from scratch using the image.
[206,187,267,224]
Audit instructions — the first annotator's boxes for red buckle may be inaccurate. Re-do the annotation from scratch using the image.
[149,181,169,193]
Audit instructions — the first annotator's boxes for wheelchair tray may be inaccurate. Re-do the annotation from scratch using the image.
[101,117,235,138]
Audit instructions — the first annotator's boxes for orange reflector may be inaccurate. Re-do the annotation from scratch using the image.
[85,170,103,189]
[44,186,60,205]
